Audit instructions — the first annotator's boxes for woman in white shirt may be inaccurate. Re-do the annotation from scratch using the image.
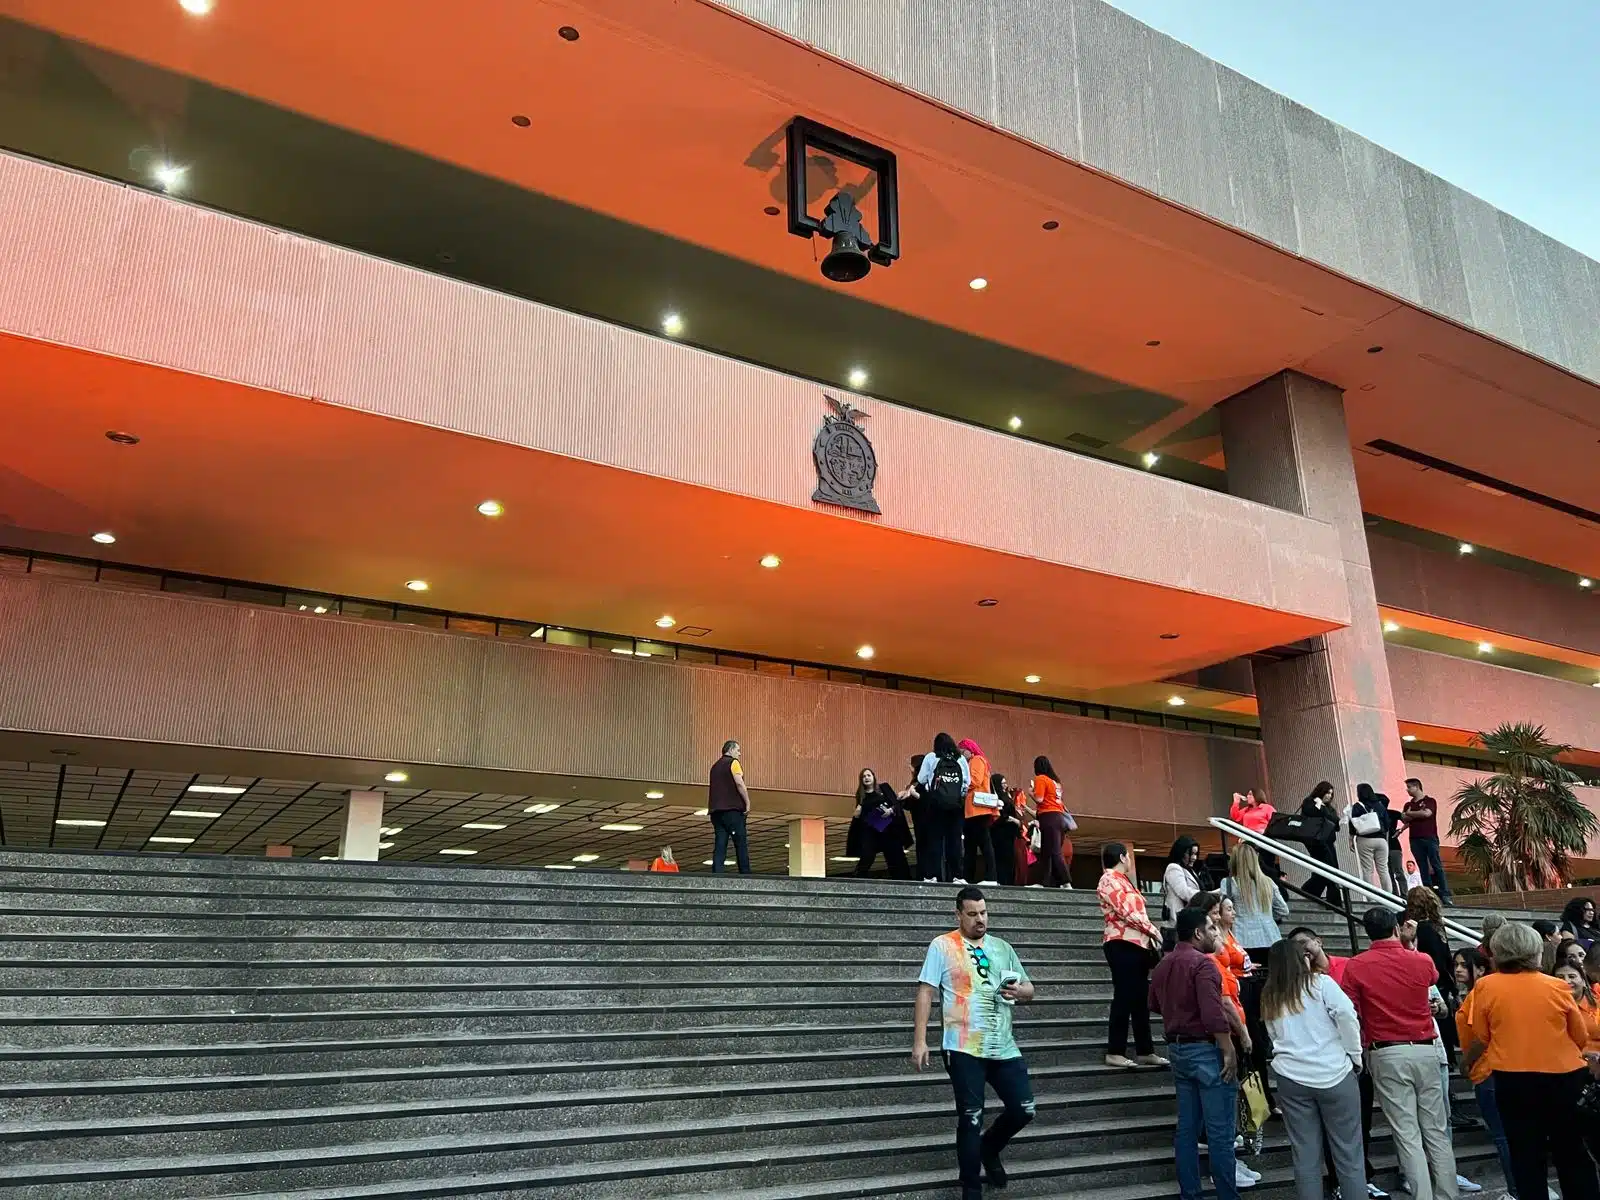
[1261,937,1368,1200]
[1160,836,1202,928]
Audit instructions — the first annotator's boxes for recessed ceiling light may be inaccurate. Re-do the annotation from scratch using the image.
[1366,345,1384,354]
[847,367,869,389]
[477,499,504,517]
[169,810,222,819]
[654,615,676,629]
[1024,674,1041,684]
[1383,620,1401,633]
[856,645,875,660]
[1007,416,1022,431]
[439,848,477,856]
[149,836,195,844]
[1593,681,1600,689]
[461,822,506,831]
[969,277,988,291]
[384,771,409,784]
[1167,695,1187,706]
[1145,339,1162,347]
[610,647,636,656]
[188,784,246,795]
[830,856,860,863]
[600,823,645,832]
[319,856,338,861]
[524,802,561,814]
[1141,452,1161,469]
[377,841,395,851]
[694,808,709,817]
[179,0,213,13]
[1159,632,1180,640]
[381,827,403,836]
[702,859,715,866]
[105,431,140,445]
[645,790,665,800]
[546,863,577,870]
[1581,578,1593,589]
[151,162,187,192]
[91,531,117,545]
[1458,543,1474,555]
[661,312,685,336]
[573,853,600,863]
[1477,642,1494,654]
[976,598,999,608]
[55,818,107,828]
[557,25,580,41]
[1401,734,1418,742]
[759,554,782,569]
[1042,220,1059,231]
[405,579,429,592]
[511,114,531,128]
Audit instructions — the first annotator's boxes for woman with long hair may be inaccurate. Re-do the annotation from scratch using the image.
[1298,781,1342,902]
[1161,836,1202,927]
[1560,897,1599,953]
[1030,756,1073,889]
[1223,843,1289,967]
[1405,886,1457,1052]
[1464,923,1600,1200]
[989,772,1024,886]
[1096,841,1164,1069]
[915,732,969,883]
[1455,947,1515,1198]
[849,768,910,879]
[1349,783,1393,894]
[1261,937,1367,1200]
[958,738,998,885]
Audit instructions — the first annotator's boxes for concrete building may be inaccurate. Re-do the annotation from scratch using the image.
[0,0,1594,884]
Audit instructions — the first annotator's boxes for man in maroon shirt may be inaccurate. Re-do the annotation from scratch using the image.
[1402,778,1453,905]
[1342,908,1457,1200]
[1149,907,1250,1200]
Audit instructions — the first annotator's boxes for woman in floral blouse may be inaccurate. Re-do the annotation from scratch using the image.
[1097,841,1167,1069]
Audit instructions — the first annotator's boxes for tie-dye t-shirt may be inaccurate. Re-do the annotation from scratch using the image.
[918,931,1030,1059]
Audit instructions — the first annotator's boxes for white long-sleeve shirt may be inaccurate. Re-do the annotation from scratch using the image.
[1266,971,1363,1089]
[1161,863,1201,924]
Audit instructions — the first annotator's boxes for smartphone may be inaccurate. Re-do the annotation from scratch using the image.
[998,970,1020,1003]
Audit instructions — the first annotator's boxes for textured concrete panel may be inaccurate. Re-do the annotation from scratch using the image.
[1387,644,1600,755]
[1449,188,1525,346]
[0,573,1265,826]
[1215,67,1298,251]
[1070,0,1158,194]
[1500,214,1576,367]
[1370,534,1600,656]
[1397,160,1472,326]
[1146,35,1233,224]
[1337,129,1421,303]
[992,0,1083,162]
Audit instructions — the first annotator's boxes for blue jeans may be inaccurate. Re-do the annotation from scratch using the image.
[710,809,750,874]
[1475,1077,1516,1197]
[1411,835,1451,901]
[1170,1041,1240,1200]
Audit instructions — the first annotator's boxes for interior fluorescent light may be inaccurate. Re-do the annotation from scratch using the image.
[384,771,409,784]
[1167,695,1186,706]
[831,856,860,863]
[1401,735,1418,742]
[573,853,600,863]
[381,827,403,836]
[645,790,665,800]
[601,823,644,832]
[377,841,395,850]
[55,818,107,828]
[694,808,709,817]
[1382,620,1401,633]
[438,848,477,856]
[545,863,577,870]
[188,784,246,795]
[524,803,561,814]
[169,810,222,819]
[149,836,195,844]
[461,822,507,831]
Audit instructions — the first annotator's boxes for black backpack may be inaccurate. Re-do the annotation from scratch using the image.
[928,754,966,813]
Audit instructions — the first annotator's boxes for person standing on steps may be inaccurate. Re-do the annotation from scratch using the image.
[959,739,999,885]
[1349,783,1394,895]
[1149,905,1247,1200]
[912,886,1036,1200]
[1162,837,1203,932]
[988,773,1024,887]
[1298,782,1344,904]
[1030,756,1073,888]
[849,768,911,879]
[1098,842,1167,1069]
[707,739,751,875]
[1401,779,1453,906]
[918,733,970,884]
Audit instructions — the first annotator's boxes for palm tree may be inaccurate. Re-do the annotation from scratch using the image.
[1450,722,1597,892]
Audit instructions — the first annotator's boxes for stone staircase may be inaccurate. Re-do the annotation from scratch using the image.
[0,851,1508,1198]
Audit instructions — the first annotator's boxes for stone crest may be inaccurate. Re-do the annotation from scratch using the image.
[811,395,880,514]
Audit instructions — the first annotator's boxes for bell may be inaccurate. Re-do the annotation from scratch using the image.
[817,190,874,283]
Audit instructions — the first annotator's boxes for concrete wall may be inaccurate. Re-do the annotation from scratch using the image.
[1371,533,1600,656]
[1387,644,1600,754]
[724,0,1600,387]
[0,572,1264,826]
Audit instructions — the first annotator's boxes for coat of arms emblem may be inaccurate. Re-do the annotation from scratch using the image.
[811,395,880,514]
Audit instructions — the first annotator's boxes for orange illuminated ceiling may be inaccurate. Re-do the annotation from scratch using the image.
[2,0,1595,581]
[0,332,1338,692]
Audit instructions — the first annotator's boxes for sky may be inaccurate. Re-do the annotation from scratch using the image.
[1107,0,1600,261]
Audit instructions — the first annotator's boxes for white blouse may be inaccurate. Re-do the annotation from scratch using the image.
[1266,972,1363,1089]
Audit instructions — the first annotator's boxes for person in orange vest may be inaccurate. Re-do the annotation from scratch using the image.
[649,846,679,873]
[959,738,999,886]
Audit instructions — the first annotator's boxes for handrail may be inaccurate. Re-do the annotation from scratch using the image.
[1208,815,1482,946]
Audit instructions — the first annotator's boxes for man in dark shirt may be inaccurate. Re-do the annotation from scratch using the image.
[707,740,752,875]
[1401,778,1452,905]
[1149,906,1244,1200]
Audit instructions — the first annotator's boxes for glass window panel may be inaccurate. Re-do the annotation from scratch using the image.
[163,576,226,598]
[30,557,96,580]
[545,628,587,647]
[222,582,284,605]
[341,599,394,621]
[102,566,163,591]
[448,617,496,635]
[395,607,446,629]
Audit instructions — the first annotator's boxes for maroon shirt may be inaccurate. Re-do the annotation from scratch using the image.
[1403,795,1439,840]
[1149,942,1232,1037]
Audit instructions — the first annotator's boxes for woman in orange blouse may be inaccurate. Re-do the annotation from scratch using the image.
[1556,963,1600,1052]
[1465,923,1599,1200]
[1454,947,1514,1196]
[1097,841,1165,1069]
[1031,756,1073,888]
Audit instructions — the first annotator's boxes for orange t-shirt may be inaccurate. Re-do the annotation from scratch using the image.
[649,857,679,873]
[965,755,994,821]
[1465,971,1588,1075]
[1455,990,1492,1084]
[1213,933,1248,1022]
[1577,998,1600,1053]
[1033,775,1064,815]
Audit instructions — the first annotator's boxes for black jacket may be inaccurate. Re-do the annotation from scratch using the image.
[1298,796,1340,846]
[846,783,912,856]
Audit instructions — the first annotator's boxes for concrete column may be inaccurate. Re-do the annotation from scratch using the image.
[788,817,827,878]
[339,789,385,861]
[1219,371,1406,881]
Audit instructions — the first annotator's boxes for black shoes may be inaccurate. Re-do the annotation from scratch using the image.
[983,1153,1008,1188]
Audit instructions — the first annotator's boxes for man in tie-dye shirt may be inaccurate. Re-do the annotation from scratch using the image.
[913,886,1036,1200]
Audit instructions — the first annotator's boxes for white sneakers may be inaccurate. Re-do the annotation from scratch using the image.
[1235,1160,1260,1188]
[1455,1177,1482,1194]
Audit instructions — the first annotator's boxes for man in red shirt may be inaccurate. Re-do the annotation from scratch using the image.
[1341,908,1457,1200]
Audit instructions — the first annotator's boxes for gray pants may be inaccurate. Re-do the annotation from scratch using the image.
[1355,838,1391,893]
[1275,1069,1367,1200]
[1370,1043,1457,1200]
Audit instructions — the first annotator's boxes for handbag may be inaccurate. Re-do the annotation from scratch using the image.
[1351,808,1383,836]
[1063,811,1078,832]
[971,791,1000,811]
[1266,811,1336,847]
[1237,1069,1271,1134]
[1029,824,1043,852]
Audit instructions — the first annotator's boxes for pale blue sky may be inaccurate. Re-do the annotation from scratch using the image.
[1108,1,1600,260]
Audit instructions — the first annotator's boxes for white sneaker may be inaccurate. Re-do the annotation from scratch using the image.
[1234,1161,1259,1189]
[1366,1184,1389,1199]
[922,878,938,884]
[979,880,998,886]
[1456,1178,1482,1194]
[952,878,969,885]
[1025,884,1045,888]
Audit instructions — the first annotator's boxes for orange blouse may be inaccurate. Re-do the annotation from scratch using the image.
[1455,990,1492,1085]
[1213,932,1249,1021]
[1098,868,1159,947]
[1464,971,1588,1075]
[1033,774,1064,816]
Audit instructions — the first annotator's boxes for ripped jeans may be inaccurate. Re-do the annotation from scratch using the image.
[943,1049,1035,1193]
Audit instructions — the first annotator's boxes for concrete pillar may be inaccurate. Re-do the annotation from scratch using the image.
[339,789,385,861]
[788,816,827,878]
[1219,371,1406,882]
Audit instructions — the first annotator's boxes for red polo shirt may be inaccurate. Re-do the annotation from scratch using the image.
[1340,938,1440,1047]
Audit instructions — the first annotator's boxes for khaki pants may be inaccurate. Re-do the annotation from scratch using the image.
[1369,1043,1456,1200]
[1354,838,1391,893]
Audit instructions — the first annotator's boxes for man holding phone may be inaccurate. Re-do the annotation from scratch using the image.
[913,886,1035,1200]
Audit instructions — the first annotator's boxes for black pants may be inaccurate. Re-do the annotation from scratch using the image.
[1038,811,1071,888]
[854,824,909,878]
[1323,1055,1376,1182]
[964,816,997,883]
[1495,1069,1600,1200]
[1238,958,1273,1102]
[1388,839,1406,893]
[993,822,1019,886]
[1103,938,1155,1057]
[923,807,964,882]
[1301,841,1343,904]
[710,809,750,874]
[945,1050,1035,1196]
